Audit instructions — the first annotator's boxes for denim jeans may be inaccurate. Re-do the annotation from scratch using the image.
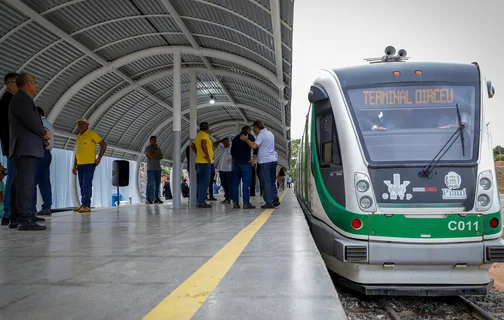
[31,150,52,213]
[258,161,278,205]
[2,157,13,218]
[77,164,95,208]
[146,170,161,201]
[219,171,232,201]
[231,163,252,204]
[196,163,211,205]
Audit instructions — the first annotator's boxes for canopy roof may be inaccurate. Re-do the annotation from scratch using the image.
[0,0,293,168]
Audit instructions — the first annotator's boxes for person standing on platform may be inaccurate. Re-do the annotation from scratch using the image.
[231,126,257,209]
[213,137,233,204]
[163,175,172,200]
[278,167,286,191]
[207,163,217,201]
[144,136,163,204]
[72,118,107,213]
[0,73,18,226]
[241,120,280,209]
[31,107,54,216]
[8,73,50,230]
[287,175,292,188]
[191,122,213,208]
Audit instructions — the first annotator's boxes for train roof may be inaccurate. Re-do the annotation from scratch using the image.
[331,62,480,88]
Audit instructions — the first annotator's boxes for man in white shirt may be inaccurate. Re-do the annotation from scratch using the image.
[241,120,280,209]
[213,137,233,204]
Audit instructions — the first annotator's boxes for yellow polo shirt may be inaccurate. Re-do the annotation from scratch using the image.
[76,129,102,165]
[193,130,213,164]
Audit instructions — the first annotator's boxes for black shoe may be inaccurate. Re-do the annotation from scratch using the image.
[208,198,217,201]
[154,199,163,204]
[9,222,19,229]
[243,203,256,209]
[1,217,9,226]
[261,203,275,209]
[145,200,153,204]
[18,220,46,231]
[233,203,241,209]
[32,215,45,222]
[37,209,52,216]
[196,203,212,208]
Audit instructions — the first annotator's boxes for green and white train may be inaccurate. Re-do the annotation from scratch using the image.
[294,47,504,296]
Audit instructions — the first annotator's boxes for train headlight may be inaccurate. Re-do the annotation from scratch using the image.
[477,194,490,207]
[359,196,373,209]
[356,180,369,193]
[479,178,491,190]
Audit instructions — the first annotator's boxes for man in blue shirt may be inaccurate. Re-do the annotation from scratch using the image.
[230,126,257,209]
[241,120,280,209]
[31,107,54,216]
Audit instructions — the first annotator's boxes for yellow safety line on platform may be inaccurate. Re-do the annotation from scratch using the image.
[143,191,287,320]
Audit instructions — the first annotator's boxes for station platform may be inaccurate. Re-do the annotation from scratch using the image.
[0,190,347,320]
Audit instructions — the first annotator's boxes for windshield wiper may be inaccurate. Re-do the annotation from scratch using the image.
[418,104,466,178]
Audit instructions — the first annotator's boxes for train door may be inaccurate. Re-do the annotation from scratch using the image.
[313,99,345,206]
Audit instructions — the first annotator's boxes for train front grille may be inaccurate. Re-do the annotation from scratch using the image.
[487,246,504,262]
[345,246,368,262]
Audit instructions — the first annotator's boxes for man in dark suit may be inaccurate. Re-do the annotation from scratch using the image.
[8,73,49,230]
[0,73,18,226]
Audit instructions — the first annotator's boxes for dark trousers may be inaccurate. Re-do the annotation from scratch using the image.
[250,165,256,197]
[31,150,52,213]
[2,157,14,218]
[77,164,95,207]
[231,163,252,204]
[219,171,232,201]
[196,163,211,205]
[258,161,278,205]
[10,156,39,223]
[208,173,215,199]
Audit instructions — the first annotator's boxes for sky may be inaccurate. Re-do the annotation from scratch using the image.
[290,0,504,146]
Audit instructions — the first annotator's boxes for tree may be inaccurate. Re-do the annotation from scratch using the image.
[494,146,503,160]
[289,138,301,177]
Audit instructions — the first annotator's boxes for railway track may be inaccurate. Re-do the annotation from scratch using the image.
[383,296,495,320]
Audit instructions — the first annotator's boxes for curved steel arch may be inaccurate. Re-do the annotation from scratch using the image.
[47,46,282,123]
[87,67,280,125]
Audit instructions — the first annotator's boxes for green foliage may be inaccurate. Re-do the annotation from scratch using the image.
[494,145,504,159]
[289,138,301,178]
[162,167,170,175]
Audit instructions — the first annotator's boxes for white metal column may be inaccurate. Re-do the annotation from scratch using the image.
[172,51,182,209]
[135,158,142,203]
[189,70,197,206]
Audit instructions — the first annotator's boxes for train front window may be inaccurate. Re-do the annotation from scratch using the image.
[345,84,479,164]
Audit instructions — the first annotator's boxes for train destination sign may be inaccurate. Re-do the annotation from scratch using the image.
[346,85,475,108]
[362,88,454,106]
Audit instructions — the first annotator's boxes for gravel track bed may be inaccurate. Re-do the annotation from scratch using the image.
[332,275,504,320]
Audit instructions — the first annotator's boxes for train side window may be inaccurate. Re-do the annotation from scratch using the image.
[315,112,342,167]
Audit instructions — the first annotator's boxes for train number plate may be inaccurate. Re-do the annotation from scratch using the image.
[448,221,479,232]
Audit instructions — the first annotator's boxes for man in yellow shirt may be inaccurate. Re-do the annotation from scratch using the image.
[72,118,107,212]
[191,122,213,208]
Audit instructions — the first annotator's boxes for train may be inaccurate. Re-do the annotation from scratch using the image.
[294,46,504,296]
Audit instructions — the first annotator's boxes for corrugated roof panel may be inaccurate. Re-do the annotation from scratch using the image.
[21,0,72,13]
[148,16,183,33]
[36,56,101,116]
[172,0,272,44]
[197,0,272,31]
[42,0,141,34]
[120,54,173,78]
[281,24,292,49]
[55,72,124,131]
[0,22,59,76]
[182,15,274,52]
[208,59,274,86]
[282,42,292,62]
[0,2,28,38]
[221,77,274,98]
[73,18,157,50]
[128,111,172,151]
[195,36,275,73]
[97,37,168,61]
[129,0,167,15]
[280,0,294,27]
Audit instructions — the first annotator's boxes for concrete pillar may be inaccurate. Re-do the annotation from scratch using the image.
[172,51,182,209]
[70,145,79,207]
[189,70,197,206]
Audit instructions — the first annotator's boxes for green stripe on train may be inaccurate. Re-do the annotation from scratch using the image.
[309,106,501,239]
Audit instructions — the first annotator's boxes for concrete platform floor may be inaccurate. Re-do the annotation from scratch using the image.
[0,190,347,320]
